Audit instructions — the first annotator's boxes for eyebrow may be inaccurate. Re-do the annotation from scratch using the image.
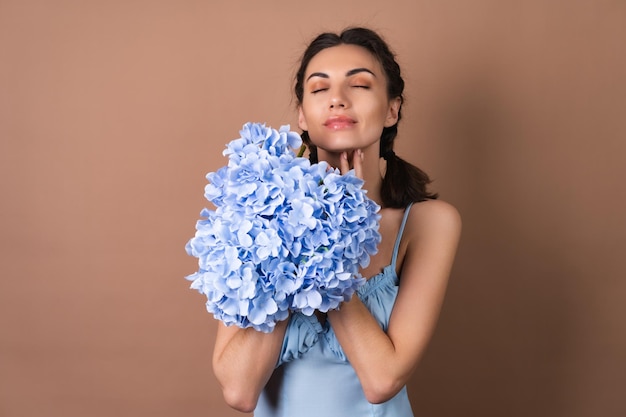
[306,67,376,82]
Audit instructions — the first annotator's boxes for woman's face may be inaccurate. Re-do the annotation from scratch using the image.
[298,44,400,156]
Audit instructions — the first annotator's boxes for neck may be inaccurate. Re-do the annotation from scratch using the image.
[361,169,384,207]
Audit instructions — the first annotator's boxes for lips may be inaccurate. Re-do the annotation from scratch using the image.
[324,115,356,130]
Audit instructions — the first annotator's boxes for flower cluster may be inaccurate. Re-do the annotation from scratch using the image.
[185,122,381,332]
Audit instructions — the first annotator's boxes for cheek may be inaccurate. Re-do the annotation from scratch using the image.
[298,110,308,131]
[364,103,390,125]
[359,93,388,114]
[299,105,322,130]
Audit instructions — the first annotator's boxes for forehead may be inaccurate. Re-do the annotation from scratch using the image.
[304,44,383,77]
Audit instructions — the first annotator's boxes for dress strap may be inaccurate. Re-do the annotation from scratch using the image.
[391,203,414,269]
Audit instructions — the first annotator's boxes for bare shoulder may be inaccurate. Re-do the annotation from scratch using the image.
[395,199,461,288]
[393,199,461,276]
[407,199,462,236]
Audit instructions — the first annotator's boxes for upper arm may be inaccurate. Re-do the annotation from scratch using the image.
[387,199,462,373]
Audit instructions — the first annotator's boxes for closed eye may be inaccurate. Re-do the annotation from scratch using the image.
[311,88,328,94]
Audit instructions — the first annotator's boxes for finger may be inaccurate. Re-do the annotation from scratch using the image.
[353,149,364,179]
[340,151,350,175]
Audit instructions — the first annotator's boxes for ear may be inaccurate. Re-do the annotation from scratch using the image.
[384,97,402,127]
[298,106,309,131]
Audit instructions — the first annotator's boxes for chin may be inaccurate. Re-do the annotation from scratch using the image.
[316,145,355,156]
[314,139,360,153]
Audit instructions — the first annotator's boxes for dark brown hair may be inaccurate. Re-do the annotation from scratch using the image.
[295,27,438,207]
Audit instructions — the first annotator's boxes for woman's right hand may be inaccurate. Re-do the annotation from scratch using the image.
[339,149,364,178]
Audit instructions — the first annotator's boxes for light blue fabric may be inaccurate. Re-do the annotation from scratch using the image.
[254,204,415,417]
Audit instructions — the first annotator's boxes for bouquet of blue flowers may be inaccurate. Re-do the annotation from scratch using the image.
[185,122,381,332]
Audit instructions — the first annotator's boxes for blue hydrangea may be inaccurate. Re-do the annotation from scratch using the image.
[185,123,381,332]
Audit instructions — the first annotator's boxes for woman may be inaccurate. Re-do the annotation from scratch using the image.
[212,27,461,416]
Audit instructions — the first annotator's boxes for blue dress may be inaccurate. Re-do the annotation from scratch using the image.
[254,204,415,417]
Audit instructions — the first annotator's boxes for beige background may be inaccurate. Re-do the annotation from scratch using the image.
[1,1,625,416]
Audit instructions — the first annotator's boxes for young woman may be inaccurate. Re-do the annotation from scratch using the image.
[212,27,461,416]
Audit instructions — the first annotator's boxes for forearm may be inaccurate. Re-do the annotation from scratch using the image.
[213,319,287,412]
[327,299,415,403]
[328,295,439,404]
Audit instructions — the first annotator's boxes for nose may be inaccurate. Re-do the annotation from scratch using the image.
[330,98,345,108]
[329,87,348,109]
